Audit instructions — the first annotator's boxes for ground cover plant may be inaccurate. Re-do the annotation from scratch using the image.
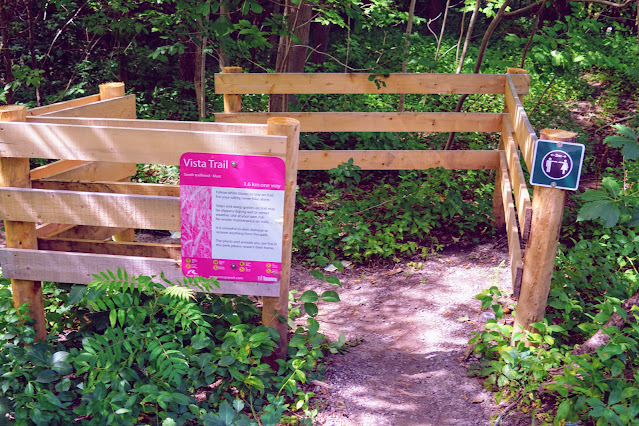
[0,271,343,425]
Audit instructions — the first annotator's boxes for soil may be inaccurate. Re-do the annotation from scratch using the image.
[292,240,519,426]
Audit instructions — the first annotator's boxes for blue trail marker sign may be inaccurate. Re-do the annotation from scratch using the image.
[530,139,585,191]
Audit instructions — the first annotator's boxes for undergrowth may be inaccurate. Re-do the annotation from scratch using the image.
[0,269,343,425]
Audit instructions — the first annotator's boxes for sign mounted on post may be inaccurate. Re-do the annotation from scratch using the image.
[180,153,286,284]
[530,139,585,191]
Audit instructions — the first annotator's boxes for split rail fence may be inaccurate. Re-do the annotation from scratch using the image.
[215,67,575,339]
[0,69,574,351]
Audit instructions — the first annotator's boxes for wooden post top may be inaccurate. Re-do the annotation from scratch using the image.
[0,105,27,121]
[540,129,577,142]
[99,82,125,100]
[222,66,243,73]
[507,67,528,74]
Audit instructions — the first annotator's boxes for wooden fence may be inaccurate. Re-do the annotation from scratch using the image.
[214,67,574,338]
[0,85,300,344]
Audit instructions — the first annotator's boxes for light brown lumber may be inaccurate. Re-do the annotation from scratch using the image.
[0,248,280,297]
[215,112,503,133]
[37,162,136,182]
[26,116,269,136]
[0,105,47,341]
[38,238,181,260]
[31,160,87,179]
[36,223,75,238]
[499,151,524,297]
[46,225,128,240]
[214,72,531,95]
[505,75,537,171]
[0,187,179,230]
[502,117,532,240]
[262,117,301,360]
[32,180,180,196]
[26,94,101,116]
[298,150,499,171]
[514,129,576,338]
[37,95,136,119]
[222,67,243,113]
[0,122,286,165]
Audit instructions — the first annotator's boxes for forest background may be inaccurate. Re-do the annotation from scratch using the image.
[1,0,639,424]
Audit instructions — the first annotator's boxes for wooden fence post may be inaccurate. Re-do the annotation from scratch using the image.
[262,117,300,359]
[514,129,577,336]
[100,82,137,243]
[222,67,242,113]
[0,105,47,341]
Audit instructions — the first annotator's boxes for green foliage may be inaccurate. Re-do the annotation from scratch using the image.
[0,269,340,424]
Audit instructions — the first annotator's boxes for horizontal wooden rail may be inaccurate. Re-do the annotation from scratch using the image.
[0,248,280,297]
[215,73,531,95]
[299,150,500,170]
[34,162,135,182]
[38,238,181,260]
[499,151,524,297]
[32,180,180,196]
[505,75,537,171]
[26,94,101,116]
[502,118,532,240]
[35,95,136,119]
[0,188,180,230]
[215,112,503,133]
[0,122,285,164]
[41,225,128,240]
[26,116,270,136]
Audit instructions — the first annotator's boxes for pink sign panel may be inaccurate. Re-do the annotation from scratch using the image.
[180,153,285,284]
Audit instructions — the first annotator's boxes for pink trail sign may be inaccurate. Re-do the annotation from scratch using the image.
[180,152,286,284]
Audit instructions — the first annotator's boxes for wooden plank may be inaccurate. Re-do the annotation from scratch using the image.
[38,238,181,260]
[35,162,136,182]
[0,187,179,230]
[215,112,503,133]
[48,225,128,240]
[298,150,500,170]
[26,94,102,116]
[505,75,537,171]
[37,95,136,119]
[31,160,87,179]
[32,180,180,197]
[222,66,243,113]
[214,73,531,95]
[0,248,280,297]
[502,117,532,240]
[26,116,269,136]
[36,223,75,238]
[499,151,524,297]
[0,105,47,341]
[0,122,286,164]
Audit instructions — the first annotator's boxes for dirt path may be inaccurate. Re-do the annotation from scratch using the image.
[293,242,511,425]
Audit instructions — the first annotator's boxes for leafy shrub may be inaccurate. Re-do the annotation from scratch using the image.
[0,270,341,425]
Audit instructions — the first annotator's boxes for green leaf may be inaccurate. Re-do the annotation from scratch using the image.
[578,199,620,227]
[289,334,306,348]
[602,177,621,198]
[321,290,340,302]
[556,400,571,420]
[218,355,236,367]
[35,369,59,384]
[304,302,318,317]
[326,276,341,286]
[218,400,237,425]
[310,270,325,281]
[298,290,318,303]
[67,285,87,305]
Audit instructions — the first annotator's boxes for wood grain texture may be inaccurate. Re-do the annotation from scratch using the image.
[499,152,524,297]
[0,122,286,164]
[222,67,243,113]
[38,238,181,260]
[0,187,179,230]
[215,112,503,133]
[514,129,575,336]
[26,116,269,135]
[298,150,500,170]
[262,117,301,360]
[502,117,532,240]
[214,72,531,95]
[505,75,537,171]
[46,225,128,240]
[0,249,280,297]
[26,94,101,116]
[36,162,136,182]
[30,160,88,179]
[32,180,180,196]
[37,95,136,119]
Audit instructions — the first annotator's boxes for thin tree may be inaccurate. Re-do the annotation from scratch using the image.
[456,0,481,74]
[397,0,417,112]
[435,0,452,62]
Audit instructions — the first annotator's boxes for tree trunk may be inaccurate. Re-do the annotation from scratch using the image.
[435,0,451,62]
[0,0,14,104]
[269,0,312,112]
[26,0,42,106]
[309,22,330,65]
[178,38,196,99]
[456,0,481,74]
